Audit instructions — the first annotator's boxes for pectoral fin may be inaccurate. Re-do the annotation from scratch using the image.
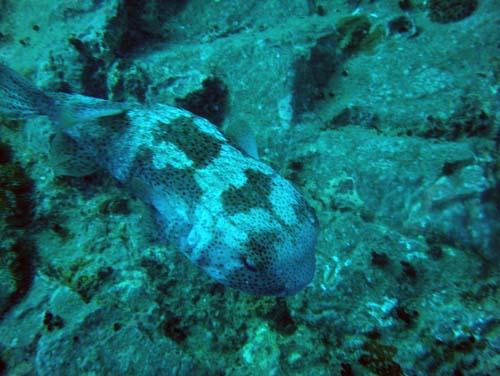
[48,132,98,177]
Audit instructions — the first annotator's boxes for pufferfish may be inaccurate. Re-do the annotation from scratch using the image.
[0,62,318,296]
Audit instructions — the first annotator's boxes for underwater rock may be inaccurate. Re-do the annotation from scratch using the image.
[35,307,197,375]
[406,163,499,260]
[315,127,499,260]
[292,127,498,324]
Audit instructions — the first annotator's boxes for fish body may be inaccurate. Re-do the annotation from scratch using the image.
[0,63,318,295]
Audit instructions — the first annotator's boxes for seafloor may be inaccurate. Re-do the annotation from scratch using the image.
[0,0,499,375]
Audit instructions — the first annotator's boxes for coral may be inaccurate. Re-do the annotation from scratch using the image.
[429,0,478,24]
[358,341,403,376]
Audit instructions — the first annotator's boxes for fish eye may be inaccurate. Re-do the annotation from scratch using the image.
[241,256,258,272]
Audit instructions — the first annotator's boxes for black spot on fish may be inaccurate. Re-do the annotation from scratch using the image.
[245,231,279,270]
[156,116,222,168]
[222,168,273,215]
[129,147,202,202]
[292,196,317,228]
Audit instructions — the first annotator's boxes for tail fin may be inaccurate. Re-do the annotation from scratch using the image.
[0,62,130,127]
[0,62,55,119]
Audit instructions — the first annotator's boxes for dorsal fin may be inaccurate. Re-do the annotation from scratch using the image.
[49,92,131,130]
[225,123,260,160]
